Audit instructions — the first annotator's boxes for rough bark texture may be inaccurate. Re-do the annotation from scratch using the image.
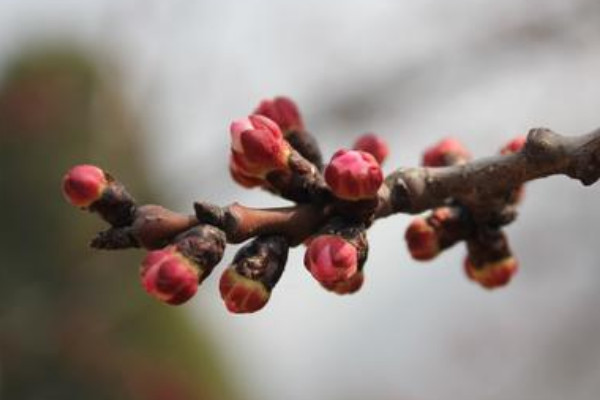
[88,127,600,250]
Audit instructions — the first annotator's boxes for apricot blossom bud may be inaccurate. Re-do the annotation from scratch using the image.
[422,137,471,167]
[229,152,264,188]
[254,96,304,132]
[464,256,518,289]
[229,115,290,178]
[220,236,288,314]
[321,271,364,295]
[62,164,108,207]
[304,235,358,286]
[500,135,527,155]
[353,133,389,165]
[219,269,270,314]
[324,149,383,200]
[465,230,517,289]
[140,246,200,305]
[405,217,439,261]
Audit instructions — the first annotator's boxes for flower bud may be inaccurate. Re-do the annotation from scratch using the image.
[500,135,527,155]
[321,271,364,295]
[405,217,439,261]
[219,236,289,314]
[353,133,389,165]
[465,230,517,289]
[62,164,108,207]
[229,115,290,178]
[219,269,271,314]
[324,149,383,200]
[254,96,304,132]
[304,235,358,286]
[140,246,200,305]
[405,207,473,261]
[422,137,470,167]
[229,152,264,188]
[464,256,518,289]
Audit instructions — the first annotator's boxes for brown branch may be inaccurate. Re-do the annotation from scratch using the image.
[90,127,600,251]
[378,127,600,218]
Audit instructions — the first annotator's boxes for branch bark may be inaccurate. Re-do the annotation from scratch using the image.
[91,127,600,250]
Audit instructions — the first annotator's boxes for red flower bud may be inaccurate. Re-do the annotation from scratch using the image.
[304,235,358,286]
[500,135,527,155]
[254,96,304,132]
[229,115,290,177]
[464,256,518,289]
[219,236,288,314]
[219,269,270,314]
[62,164,108,207]
[140,246,199,305]
[353,133,389,165]
[229,152,264,188]
[324,149,383,200]
[422,137,471,167]
[405,217,439,261]
[321,271,364,295]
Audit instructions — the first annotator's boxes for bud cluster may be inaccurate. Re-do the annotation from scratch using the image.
[404,134,527,290]
[62,94,536,314]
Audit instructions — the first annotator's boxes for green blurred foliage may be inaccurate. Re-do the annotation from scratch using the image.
[0,46,239,400]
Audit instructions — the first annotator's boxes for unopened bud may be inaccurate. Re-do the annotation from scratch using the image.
[321,271,364,295]
[140,246,200,305]
[230,115,290,178]
[465,230,518,289]
[353,133,389,165]
[324,149,383,200]
[304,234,358,286]
[219,236,289,314]
[405,217,439,261]
[500,136,527,155]
[254,96,304,132]
[422,137,470,167]
[229,152,264,188]
[62,164,108,207]
[464,256,518,289]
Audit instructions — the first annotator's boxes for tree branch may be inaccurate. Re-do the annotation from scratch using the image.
[377,127,600,218]
[89,127,600,251]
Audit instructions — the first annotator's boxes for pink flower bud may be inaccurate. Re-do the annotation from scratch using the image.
[464,256,518,289]
[500,135,527,155]
[321,271,364,295]
[230,115,290,177]
[140,246,199,305]
[219,268,270,314]
[254,96,304,132]
[62,164,108,207]
[353,133,389,165]
[405,217,439,261]
[422,137,471,167]
[304,235,358,286]
[324,149,383,200]
[229,152,264,188]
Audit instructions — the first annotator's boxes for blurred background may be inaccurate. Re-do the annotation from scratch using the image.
[1,1,600,399]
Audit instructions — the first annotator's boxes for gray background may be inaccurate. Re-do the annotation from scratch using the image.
[2,1,600,399]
